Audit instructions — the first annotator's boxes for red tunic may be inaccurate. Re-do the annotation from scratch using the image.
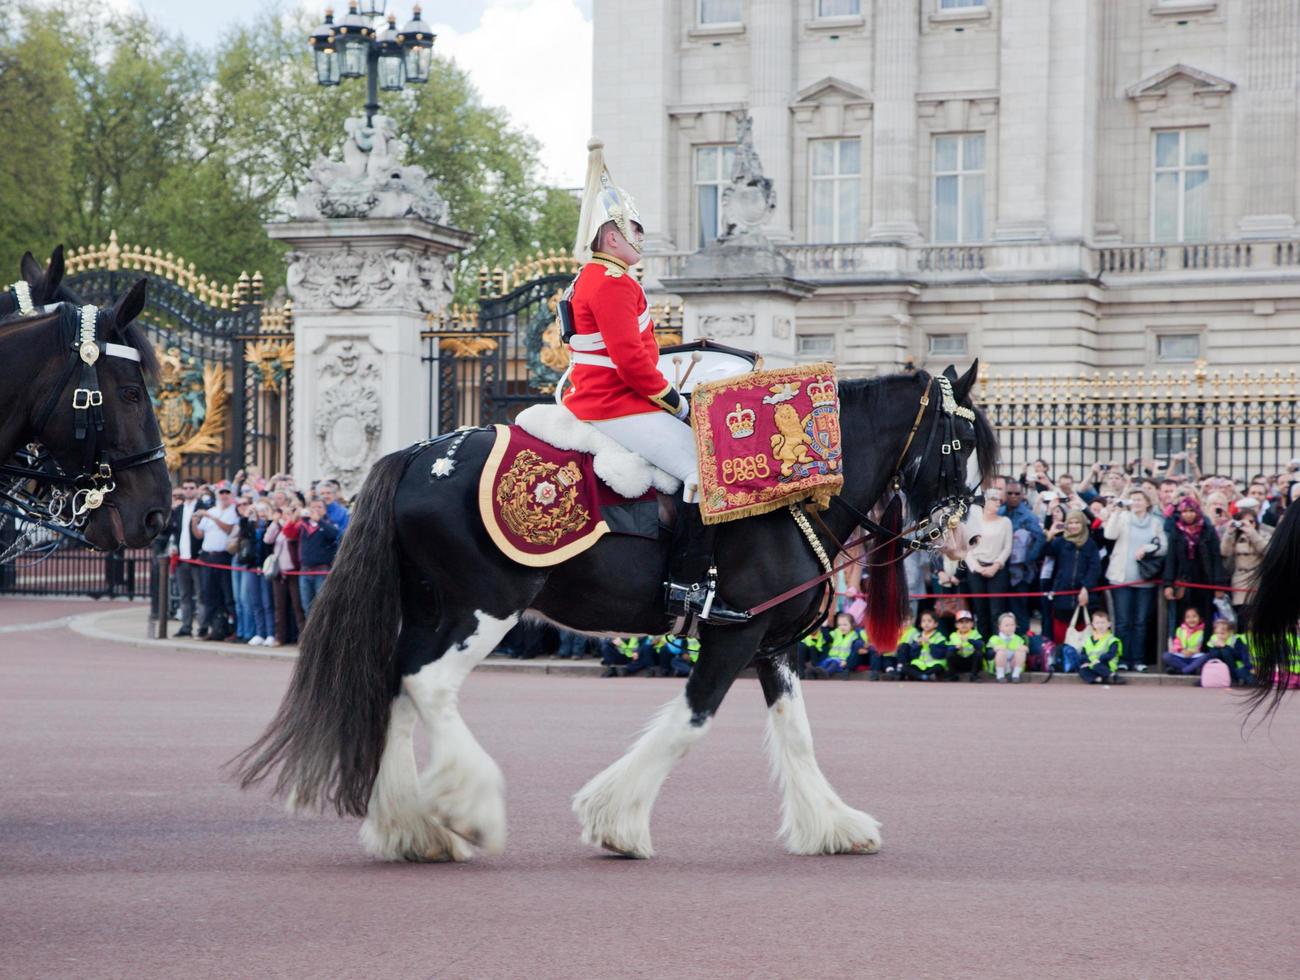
[561,253,676,421]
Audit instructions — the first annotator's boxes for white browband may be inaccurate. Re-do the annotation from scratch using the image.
[105,342,141,362]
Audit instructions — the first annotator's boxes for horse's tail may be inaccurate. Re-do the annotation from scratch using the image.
[865,494,908,653]
[1243,502,1300,720]
[231,450,410,817]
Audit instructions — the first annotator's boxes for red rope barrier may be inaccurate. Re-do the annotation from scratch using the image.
[177,557,329,576]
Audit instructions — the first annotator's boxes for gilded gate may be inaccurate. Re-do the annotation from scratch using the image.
[63,231,295,484]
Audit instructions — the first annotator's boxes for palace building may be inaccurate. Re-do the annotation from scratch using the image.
[593,0,1300,378]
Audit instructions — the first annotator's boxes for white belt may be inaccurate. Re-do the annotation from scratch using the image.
[568,309,653,354]
[569,350,616,368]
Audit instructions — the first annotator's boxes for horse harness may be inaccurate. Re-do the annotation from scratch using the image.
[0,303,165,530]
[753,374,980,618]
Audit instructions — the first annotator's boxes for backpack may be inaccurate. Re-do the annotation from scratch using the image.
[1200,658,1231,689]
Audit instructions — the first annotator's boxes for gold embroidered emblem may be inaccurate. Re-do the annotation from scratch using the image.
[602,265,624,278]
[495,449,592,546]
[769,403,817,477]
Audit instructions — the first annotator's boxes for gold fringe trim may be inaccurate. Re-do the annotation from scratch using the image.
[700,479,844,526]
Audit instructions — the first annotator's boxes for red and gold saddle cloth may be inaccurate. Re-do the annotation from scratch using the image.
[691,362,844,525]
[478,424,657,567]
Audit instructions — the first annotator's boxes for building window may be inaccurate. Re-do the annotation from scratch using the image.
[699,0,742,25]
[928,334,968,357]
[1157,333,1201,362]
[809,138,861,243]
[1152,128,1209,242]
[932,133,985,243]
[797,334,836,357]
[940,0,985,8]
[818,0,861,15]
[695,144,736,248]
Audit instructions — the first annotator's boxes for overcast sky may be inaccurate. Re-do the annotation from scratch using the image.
[130,0,595,185]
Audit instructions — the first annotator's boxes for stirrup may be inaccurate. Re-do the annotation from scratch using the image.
[664,567,751,626]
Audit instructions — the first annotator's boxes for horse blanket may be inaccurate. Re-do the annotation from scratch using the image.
[691,362,844,525]
[479,424,657,567]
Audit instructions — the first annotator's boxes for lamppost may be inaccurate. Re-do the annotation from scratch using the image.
[308,1,436,125]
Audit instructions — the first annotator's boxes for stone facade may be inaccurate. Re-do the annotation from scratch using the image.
[594,0,1300,377]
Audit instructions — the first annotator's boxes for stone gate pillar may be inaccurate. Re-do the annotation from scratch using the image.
[268,115,471,495]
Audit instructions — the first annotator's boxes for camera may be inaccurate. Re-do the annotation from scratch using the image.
[199,493,214,508]
[1117,498,1129,508]
[1231,520,1242,530]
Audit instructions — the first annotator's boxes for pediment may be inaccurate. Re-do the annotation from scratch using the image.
[793,76,870,106]
[1125,63,1235,100]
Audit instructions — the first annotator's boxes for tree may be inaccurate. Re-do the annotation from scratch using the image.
[0,2,577,300]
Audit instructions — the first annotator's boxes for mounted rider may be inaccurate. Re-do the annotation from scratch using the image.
[561,138,747,625]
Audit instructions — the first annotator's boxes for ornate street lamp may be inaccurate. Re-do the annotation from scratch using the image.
[399,5,435,85]
[307,2,437,123]
[308,10,340,87]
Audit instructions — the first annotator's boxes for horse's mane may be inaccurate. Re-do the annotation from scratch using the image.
[838,371,1000,488]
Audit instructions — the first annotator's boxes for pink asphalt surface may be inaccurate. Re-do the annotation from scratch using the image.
[3,610,1299,979]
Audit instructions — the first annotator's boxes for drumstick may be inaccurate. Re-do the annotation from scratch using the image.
[672,355,683,388]
[679,352,704,389]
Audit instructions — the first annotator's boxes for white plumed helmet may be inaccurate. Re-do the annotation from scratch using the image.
[572,137,645,263]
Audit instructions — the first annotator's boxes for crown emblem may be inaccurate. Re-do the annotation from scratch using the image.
[726,402,756,439]
[806,379,837,408]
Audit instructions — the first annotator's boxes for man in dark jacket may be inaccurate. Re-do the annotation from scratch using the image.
[999,482,1046,633]
[289,498,338,616]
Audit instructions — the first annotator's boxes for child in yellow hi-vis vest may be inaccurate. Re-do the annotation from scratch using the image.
[807,611,867,679]
[947,609,986,682]
[654,634,701,678]
[897,610,950,681]
[987,612,1028,683]
[601,635,652,677]
[1162,605,1209,676]
[1205,617,1253,686]
[1078,609,1125,685]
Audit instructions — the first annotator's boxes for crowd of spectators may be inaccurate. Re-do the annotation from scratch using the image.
[805,452,1299,685]
[161,466,348,645]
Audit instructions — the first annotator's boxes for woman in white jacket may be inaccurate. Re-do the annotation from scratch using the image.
[962,488,1014,639]
[1103,486,1167,671]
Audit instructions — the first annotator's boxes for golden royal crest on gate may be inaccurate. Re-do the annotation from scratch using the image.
[494,449,592,547]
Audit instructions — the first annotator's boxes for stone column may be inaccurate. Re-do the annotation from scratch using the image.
[748,0,796,242]
[869,0,921,241]
[268,116,471,495]
[993,0,1051,242]
[1237,0,1298,238]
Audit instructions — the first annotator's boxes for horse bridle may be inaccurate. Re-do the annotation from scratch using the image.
[1,303,165,531]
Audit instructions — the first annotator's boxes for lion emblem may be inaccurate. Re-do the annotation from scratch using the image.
[769,403,816,478]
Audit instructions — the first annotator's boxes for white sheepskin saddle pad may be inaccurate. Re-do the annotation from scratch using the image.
[514,404,681,499]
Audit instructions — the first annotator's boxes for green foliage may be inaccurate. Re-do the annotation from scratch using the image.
[0,2,576,300]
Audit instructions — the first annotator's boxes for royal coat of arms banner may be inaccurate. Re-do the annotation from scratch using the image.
[691,362,844,525]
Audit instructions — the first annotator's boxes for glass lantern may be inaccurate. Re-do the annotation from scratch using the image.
[336,2,374,79]
[399,4,435,85]
[309,11,340,87]
[376,15,406,92]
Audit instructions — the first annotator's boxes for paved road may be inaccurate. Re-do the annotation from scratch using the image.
[3,617,1298,979]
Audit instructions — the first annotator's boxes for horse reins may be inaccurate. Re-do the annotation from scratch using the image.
[4,303,165,529]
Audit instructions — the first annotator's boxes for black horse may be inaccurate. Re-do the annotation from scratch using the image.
[236,363,996,861]
[0,246,70,317]
[0,275,170,550]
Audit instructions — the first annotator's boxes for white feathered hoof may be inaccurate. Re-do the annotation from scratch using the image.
[783,803,882,856]
[572,777,654,859]
[423,755,508,857]
[359,808,476,863]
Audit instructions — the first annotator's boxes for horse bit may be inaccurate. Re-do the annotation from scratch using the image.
[1,297,166,537]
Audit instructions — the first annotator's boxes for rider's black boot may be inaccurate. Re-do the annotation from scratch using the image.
[664,502,751,626]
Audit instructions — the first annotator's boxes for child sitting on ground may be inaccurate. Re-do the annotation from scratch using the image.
[601,635,653,677]
[867,624,906,681]
[898,610,950,681]
[1205,618,1253,686]
[947,609,985,682]
[654,634,700,677]
[987,612,1028,684]
[1078,609,1125,685]
[1163,606,1209,675]
[807,612,867,679]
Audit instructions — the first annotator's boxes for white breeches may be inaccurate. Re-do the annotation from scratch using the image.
[590,412,700,502]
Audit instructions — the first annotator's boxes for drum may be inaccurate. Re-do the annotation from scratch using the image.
[657,340,761,395]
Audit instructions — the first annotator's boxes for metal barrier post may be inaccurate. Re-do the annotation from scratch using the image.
[152,555,170,640]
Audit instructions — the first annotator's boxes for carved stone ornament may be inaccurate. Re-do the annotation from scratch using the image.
[314,339,383,495]
[285,246,455,311]
[719,114,778,245]
[295,114,451,224]
[700,314,756,338]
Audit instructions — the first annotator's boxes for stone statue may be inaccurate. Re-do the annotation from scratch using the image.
[296,114,451,224]
[719,113,778,246]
